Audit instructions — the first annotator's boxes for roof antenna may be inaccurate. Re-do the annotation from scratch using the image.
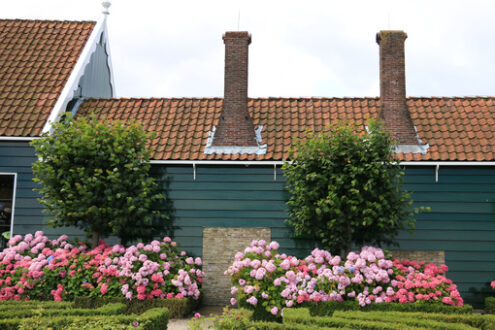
[237,8,241,30]
[102,1,111,15]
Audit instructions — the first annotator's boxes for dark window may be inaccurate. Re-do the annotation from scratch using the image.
[0,174,15,250]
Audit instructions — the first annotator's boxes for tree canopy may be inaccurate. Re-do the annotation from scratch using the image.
[31,115,173,247]
[282,120,425,255]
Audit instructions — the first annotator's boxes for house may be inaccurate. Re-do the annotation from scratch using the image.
[0,13,494,306]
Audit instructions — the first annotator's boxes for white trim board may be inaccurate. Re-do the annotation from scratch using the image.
[150,160,495,166]
[0,137,38,142]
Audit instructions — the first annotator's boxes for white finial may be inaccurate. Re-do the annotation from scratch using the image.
[102,1,111,15]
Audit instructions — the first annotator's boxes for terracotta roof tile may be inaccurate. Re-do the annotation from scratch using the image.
[0,19,95,136]
[76,96,495,162]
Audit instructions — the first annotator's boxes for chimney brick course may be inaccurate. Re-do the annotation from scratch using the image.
[212,31,257,146]
[377,30,418,145]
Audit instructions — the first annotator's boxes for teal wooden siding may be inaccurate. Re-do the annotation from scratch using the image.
[156,165,314,259]
[159,164,495,307]
[0,146,493,307]
[0,141,85,239]
[400,166,495,307]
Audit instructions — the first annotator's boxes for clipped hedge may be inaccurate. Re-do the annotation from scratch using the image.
[335,310,495,330]
[2,307,169,330]
[486,297,495,314]
[284,308,411,330]
[0,300,74,311]
[74,296,197,318]
[0,302,125,320]
[308,300,473,317]
[284,308,490,330]
[334,311,479,330]
[212,308,319,330]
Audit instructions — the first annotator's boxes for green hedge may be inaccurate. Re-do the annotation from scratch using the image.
[308,300,473,316]
[0,300,74,309]
[334,311,481,330]
[212,308,320,330]
[284,308,413,330]
[74,296,198,318]
[284,308,489,330]
[486,297,495,314]
[4,307,169,330]
[336,310,495,329]
[0,302,126,320]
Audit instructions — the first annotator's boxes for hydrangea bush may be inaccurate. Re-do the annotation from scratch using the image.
[226,240,463,318]
[0,232,203,301]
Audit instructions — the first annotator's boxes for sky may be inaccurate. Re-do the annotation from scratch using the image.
[2,0,495,98]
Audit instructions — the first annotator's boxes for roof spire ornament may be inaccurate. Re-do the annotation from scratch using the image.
[102,1,111,15]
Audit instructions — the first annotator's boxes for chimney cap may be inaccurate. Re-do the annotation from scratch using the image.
[223,31,251,44]
[376,30,407,44]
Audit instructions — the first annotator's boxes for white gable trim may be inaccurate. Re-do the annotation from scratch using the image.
[41,15,114,134]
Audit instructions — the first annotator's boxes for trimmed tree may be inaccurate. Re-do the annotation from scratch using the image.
[282,120,425,255]
[31,115,173,247]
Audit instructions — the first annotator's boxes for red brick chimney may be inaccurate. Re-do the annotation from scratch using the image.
[376,30,418,145]
[212,31,257,147]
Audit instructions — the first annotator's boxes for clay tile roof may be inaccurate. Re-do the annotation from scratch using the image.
[76,96,495,162]
[0,19,95,136]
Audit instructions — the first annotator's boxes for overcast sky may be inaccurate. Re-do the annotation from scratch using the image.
[3,0,495,98]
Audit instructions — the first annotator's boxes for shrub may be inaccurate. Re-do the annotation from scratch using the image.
[16,307,169,330]
[226,240,464,320]
[486,297,495,314]
[31,115,173,247]
[283,308,405,330]
[309,300,472,316]
[333,311,479,330]
[211,308,310,330]
[283,120,426,256]
[335,310,494,329]
[74,296,199,318]
[0,232,203,303]
[0,302,125,319]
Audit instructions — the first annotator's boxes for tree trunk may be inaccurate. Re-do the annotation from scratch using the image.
[91,231,99,248]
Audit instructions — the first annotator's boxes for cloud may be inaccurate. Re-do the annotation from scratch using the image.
[2,0,495,97]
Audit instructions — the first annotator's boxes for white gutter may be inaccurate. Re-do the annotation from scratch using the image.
[149,160,284,165]
[150,160,495,182]
[0,137,38,141]
[150,160,495,166]
[400,161,495,166]
[41,15,108,134]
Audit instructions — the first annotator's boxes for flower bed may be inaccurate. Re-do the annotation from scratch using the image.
[226,240,464,320]
[0,232,203,306]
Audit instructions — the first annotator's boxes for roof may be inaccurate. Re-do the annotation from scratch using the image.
[0,19,96,136]
[77,97,495,162]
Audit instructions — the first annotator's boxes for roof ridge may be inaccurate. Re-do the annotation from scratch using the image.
[0,18,96,24]
[83,97,225,101]
[407,96,495,99]
[82,96,495,102]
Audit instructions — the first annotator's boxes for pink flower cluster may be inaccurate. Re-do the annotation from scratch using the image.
[226,240,463,316]
[0,232,203,301]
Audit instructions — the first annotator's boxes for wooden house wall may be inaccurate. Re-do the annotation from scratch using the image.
[0,144,493,306]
